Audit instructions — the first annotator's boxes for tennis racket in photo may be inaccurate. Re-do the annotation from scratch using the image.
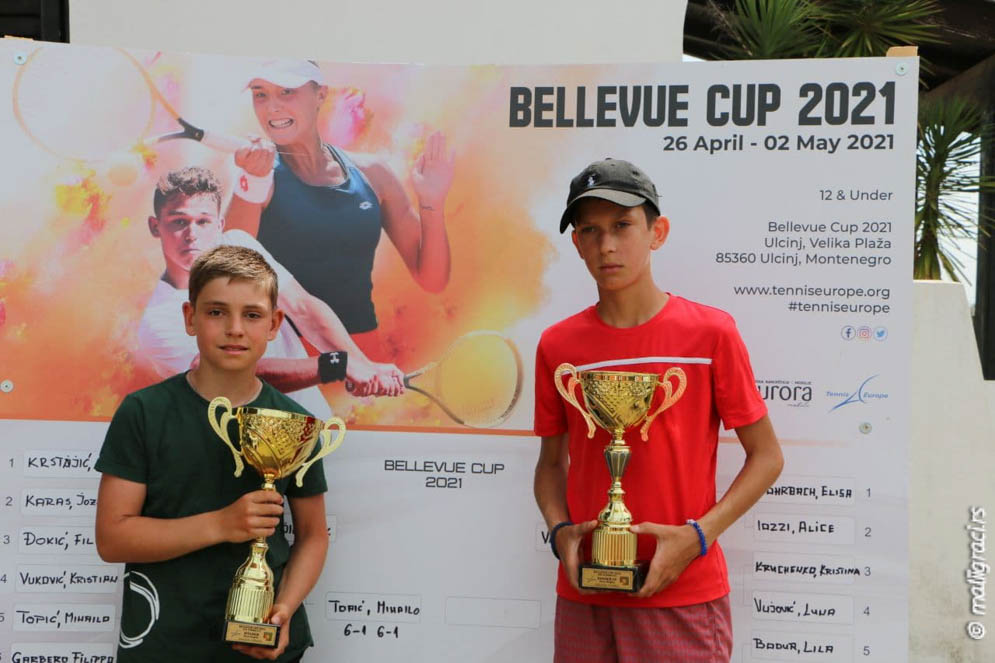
[404,331,523,428]
[11,41,244,163]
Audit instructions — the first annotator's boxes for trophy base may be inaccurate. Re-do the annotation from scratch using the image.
[224,620,280,648]
[579,561,648,592]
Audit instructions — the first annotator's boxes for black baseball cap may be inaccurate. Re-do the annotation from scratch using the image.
[559,158,660,233]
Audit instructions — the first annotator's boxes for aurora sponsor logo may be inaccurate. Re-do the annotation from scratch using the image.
[756,379,813,408]
[826,375,888,412]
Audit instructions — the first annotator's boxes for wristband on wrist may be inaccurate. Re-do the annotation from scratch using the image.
[233,168,273,204]
[318,351,348,383]
[549,520,573,560]
[686,518,708,557]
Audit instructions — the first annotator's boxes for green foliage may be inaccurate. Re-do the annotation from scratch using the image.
[818,0,943,59]
[712,0,824,59]
[712,0,943,60]
[915,98,995,281]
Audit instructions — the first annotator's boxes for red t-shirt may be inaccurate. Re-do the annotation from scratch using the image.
[534,295,767,608]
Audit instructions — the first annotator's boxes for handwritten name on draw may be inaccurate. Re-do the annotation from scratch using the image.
[753,515,855,544]
[22,451,97,476]
[22,490,97,515]
[751,591,854,624]
[17,565,120,593]
[13,604,115,632]
[326,592,422,628]
[10,649,115,663]
[19,528,97,554]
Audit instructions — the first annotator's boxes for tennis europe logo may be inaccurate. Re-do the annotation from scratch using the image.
[826,375,888,412]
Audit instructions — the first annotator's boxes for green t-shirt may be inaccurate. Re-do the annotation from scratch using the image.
[95,373,328,662]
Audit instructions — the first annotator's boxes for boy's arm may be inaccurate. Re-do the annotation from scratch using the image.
[232,493,329,660]
[277,277,404,396]
[95,474,284,563]
[225,196,266,236]
[255,355,398,399]
[254,357,329,393]
[696,414,783,546]
[631,414,783,597]
[534,434,597,593]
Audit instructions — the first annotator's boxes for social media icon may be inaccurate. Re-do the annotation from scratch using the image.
[857,326,872,340]
[874,327,888,341]
[841,325,856,340]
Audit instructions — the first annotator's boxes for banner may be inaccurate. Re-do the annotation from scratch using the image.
[0,39,914,662]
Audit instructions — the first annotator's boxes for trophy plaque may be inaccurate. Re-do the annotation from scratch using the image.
[554,364,686,592]
[208,397,345,647]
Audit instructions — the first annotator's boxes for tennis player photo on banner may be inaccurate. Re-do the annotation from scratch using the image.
[0,37,914,662]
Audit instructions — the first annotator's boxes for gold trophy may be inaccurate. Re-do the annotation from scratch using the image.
[208,397,345,647]
[554,364,686,592]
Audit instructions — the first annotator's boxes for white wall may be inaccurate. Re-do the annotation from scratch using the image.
[69,0,688,64]
[911,281,995,662]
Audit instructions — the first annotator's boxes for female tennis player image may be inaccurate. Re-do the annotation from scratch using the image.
[225,59,455,359]
[1,42,552,430]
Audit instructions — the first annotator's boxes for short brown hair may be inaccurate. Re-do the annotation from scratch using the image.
[153,167,222,217]
[188,245,279,309]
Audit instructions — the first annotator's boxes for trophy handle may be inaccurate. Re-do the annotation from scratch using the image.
[639,367,688,441]
[294,416,346,487]
[208,396,245,477]
[554,363,596,439]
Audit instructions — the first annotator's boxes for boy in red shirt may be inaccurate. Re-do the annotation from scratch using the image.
[534,158,784,662]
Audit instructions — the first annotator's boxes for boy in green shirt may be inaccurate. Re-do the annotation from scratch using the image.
[95,244,329,662]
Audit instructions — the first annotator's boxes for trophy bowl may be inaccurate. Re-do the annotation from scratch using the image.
[215,405,334,487]
[574,371,660,434]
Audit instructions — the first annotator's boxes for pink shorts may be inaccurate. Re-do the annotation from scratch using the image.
[554,594,732,663]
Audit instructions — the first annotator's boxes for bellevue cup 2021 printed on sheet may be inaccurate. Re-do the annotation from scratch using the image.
[0,39,914,662]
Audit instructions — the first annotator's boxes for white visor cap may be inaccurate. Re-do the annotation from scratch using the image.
[247,59,325,89]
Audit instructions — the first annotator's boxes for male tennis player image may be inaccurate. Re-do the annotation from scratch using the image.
[138,165,405,417]
[534,158,783,662]
[224,59,455,360]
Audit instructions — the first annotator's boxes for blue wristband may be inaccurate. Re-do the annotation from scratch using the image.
[686,518,707,557]
[549,521,573,560]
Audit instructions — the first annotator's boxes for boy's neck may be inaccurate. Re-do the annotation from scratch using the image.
[595,282,670,329]
[162,261,190,291]
[187,366,262,406]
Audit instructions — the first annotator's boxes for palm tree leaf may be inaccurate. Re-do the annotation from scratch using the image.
[916,97,995,281]
[708,0,824,59]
